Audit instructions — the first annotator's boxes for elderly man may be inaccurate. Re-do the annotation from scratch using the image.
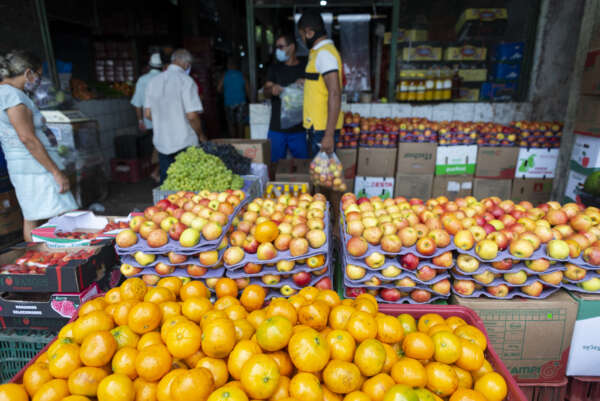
[144,48,206,183]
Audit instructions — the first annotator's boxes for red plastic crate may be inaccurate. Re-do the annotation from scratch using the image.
[567,376,600,401]
[110,158,151,183]
[379,304,528,401]
[519,378,568,401]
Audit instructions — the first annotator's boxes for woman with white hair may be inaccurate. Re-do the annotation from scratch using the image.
[0,50,77,241]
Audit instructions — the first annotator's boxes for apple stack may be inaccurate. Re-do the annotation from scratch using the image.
[114,190,248,288]
[339,113,359,149]
[340,193,453,303]
[476,123,518,146]
[513,120,563,148]
[437,121,478,145]
[447,197,600,298]
[221,193,333,299]
[398,118,438,143]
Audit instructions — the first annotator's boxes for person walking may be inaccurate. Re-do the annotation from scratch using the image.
[144,49,206,184]
[218,58,248,138]
[0,50,77,241]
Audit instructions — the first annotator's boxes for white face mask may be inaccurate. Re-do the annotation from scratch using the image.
[275,48,289,62]
[185,65,191,75]
[24,70,41,92]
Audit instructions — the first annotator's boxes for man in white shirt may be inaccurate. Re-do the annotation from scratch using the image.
[144,48,206,183]
[131,53,162,133]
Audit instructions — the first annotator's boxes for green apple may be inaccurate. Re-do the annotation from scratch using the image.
[133,251,156,266]
[180,227,201,247]
[579,277,600,292]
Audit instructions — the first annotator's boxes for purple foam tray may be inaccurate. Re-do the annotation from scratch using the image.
[132,266,225,279]
[250,268,332,290]
[342,278,449,297]
[120,247,225,269]
[452,261,566,276]
[452,272,562,288]
[457,243,600,266]
[451,283,560,299]
[344,269,450,286]
[115,197,249,256]
[562,270,600,284]
[561,282,600,293]
[343,287,449,304]
[225,255,330,279]
[342,251,453,273]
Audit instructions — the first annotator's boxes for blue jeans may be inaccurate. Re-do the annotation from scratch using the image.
[307,128,341,157]
[267,130,309,163]
[158,150,182,184]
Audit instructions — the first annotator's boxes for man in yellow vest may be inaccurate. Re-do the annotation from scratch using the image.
[298,12,343,156]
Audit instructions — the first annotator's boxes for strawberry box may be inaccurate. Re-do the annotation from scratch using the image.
[0,283,100,331]
[0,242,117,293]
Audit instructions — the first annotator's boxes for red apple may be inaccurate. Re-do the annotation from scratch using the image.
[416,265,437,282]
[400,253,420,270]
[346,237,369,257]
[416,237,436,256]
[186,264,208,277]
[487,284,509,297]
[380,288,402,302]
[453,279,476,296]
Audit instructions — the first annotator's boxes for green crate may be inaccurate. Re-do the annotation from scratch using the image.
[0,330,56,383]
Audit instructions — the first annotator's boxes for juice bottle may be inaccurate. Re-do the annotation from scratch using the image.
[434,69,443,101]
[443,69,452,100]
[416,73,425,102]
[425,70,434,101]
[399,71,409,101]
[407,73,416,102]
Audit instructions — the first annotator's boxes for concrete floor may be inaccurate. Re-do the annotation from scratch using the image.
[100,178,156,216]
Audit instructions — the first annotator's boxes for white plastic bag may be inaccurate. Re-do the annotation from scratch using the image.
[280,83,304,129]
[309,151,347,191]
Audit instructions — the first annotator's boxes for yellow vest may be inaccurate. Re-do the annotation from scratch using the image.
[303,41,343,131]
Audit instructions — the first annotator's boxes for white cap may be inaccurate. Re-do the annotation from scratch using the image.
[149,53,162,68]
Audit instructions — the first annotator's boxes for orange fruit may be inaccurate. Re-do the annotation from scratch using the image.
[376,315,405,344]
[322,360,362,394]
[180,281,209,300]
[456,339,484,372]
[63,396,92,401]
[58,322,75,339]
[355,293,377,306]
[215,278,239,299]
[289,372,322,401]
[234,318,255,341]
[449,389,488,401]
[346,311,377,342]
[201,310,228,330]
[182,297,213,323]
[343,391,370,401]
[157,369,186,401]
[137,331,163,350]
[202,318,236,358]
[240,284,267,312]
[288,328,330,372]
[79,298,108,316]
[256,316,293,352]
[228,340,263,380]
[453,366,473,389]
[111,325,140,349]
[207,385,249,401]
[269,375,290,401]
[112,347,138,380]
[425,362,458,397]
[225,304,248,321]
[353,298,377,315]
[48,343,81,378]
[298,287,319,302]
[144,287,175,304]
[315,290,341,308]
[247,309,268,329]
[414,388,443,401]
[133,378,158,401]
[97,373,134,401]
[323,387,342,401]
[105,288,122,304]
[381,343,398,374]
[120,278,147,301]
[354,338,386,377]
[67,367,108,396]
[428,325,452,336]
[288,295,307,311]
[454,325,487,351]
[381,384,418,401]
[31,379,69,401]
[473,372,507,401]
[23,362,52,396]
[214,296,240,311]
[267,351,293,377]
[80,330,118,367]
[397,314,417,335]
[159,301,181,322]
[240,354,280,399]
[0,383,28,401]
[135,344,173,382]
[266,299,298,325]
[157,276,184,296]
[72,310,114,343]
[166,321,202,358]
[128,302,161,334]
[418,313,445,333]
[446,316,467,332]
[390,357,427,388]
[402,332,434,360]
[362,373,395,401]
[161,315,189,340]
[326,329,356,362]
[196,357,229,387]
[113,300,138,327]
[255,221,279,243]
[184,350,206,369]
[298,300,330,331]
[431,331,462,364]
[329,305,355,330]
[46,338,74,357]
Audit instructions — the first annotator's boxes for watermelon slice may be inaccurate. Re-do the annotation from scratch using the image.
[51,299,77,318]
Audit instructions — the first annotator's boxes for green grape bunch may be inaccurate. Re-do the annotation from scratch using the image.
[160,146,245,192]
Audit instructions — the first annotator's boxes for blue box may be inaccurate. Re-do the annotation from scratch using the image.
[480,82,518,101]
[495,42,524,61]
[492,62,521,80]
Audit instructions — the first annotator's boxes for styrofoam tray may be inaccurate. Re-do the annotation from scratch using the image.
[120,248,225,269]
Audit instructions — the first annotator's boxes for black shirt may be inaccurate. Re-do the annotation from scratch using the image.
[267,59,307,133]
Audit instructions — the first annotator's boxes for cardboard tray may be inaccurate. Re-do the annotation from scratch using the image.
[120,248,225,269]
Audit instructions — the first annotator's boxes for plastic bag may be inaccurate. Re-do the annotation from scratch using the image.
[309,151,347,191]
[280,83,304,129]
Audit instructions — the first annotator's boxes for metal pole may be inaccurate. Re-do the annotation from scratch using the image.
[246,0,257,102]
[387,0,400,101]
[34,0,59,88]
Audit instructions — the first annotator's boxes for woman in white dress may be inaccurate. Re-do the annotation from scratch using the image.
[0,50,77,241]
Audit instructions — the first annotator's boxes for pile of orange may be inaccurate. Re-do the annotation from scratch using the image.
[0,277,508,401]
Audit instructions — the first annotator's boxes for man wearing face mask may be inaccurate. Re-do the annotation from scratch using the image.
[297,11,343,156]
[144,48,206,184]
[264,33,308,163]
[0,50,77,241]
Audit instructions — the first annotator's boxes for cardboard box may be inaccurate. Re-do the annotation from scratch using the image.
[435,145,477,176]
[354,177,395,199]
[432,175,473,200]
[394,174,433,200]
[0,242,116,293]
[564,169,594,203]
[274,159,311,183]
[401,44,442,62]
[384,29,428,44]
[511,179,553,204]
[574,95,600,135]
[336,149,358,180]
[566,292,600,376]
[444,45,487,61]
[581,50,600,95]
[452,290,578,383]
[570,133,600,171]
[473,178,512,199]
[357,148,397,177]
[212,139,271,164]
[266,181,312,196]
[396,143,437,175]
[515,148,559,179]
[475,146,519,178]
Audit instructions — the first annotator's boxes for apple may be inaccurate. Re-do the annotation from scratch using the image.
[116,229,138,248]
[381,234,402,253]
[120,263,142,277]
[503,270,528,285]
[539,271,563,285]
[365,252,386,269]
[489,219,504,231]
[205,278,218,289]
[147,229,168,248]
[399,227,418,247]
[166,222,185,241]
[547,239,570,260]
[565,263,587,281]
[521,281,543,297]
[396,277,416,288]
[454,230,475,251]
[469,226,487,242]
[141,274,159,285]
[129,216,145,233]
[134,251,156,266]
[487,284,509,297]
[432,251,453,268]
[155,262,175,275]
[473,270,495,285]
[416,237,436,256]
[579,277,600,291]
[487,232,509,251]
[257,242,278,260]
[400,253,420,270]
[431,279,451,295]
[190,217,208,232]
[347,220,365,237]
[168,252,187,264]
[475,239,499,260]
[223,246,244,266]
[416,265,437,282]
[243,236,259,254]
[571,214,594,232]
[291,223,309,239]
[144,206,160,220]
[363,226,383,245]
[180,228,201,247]
[456,254,480,273]
[453,279,476,296]
[520,232,541,250]
[380,288,402,302]
[229,230,247,247]
[381,265,402,278]
[583,246,600,266]
[346,237,369,257]
[280,285,297,297]
[290,238,309,257]
[410,289,432,303]
[315,277,332,290]
[546,209,568,225]
[555,224,574,238]
[292,271,312,287]
[160,216,178,232]
[202,222,223,241]
[509,238,534,258]
[427,229,451,248]
[306,229,327,249]
[524,258,550,272]
[244,262,262,274]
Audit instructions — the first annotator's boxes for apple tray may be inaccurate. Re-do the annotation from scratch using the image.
[561,282,600,293]
[343,277,450,296]
[452,272,562,288]
[561,270,600,284]
[457,244,600,266]
[115,198,249,256]
[342,252,453,273]
[452,262,566,276]
[250,268,332,291]
[451,284,560,300]
[129,266,225,280]
[344,284,450,304]
[344,269,450,286]
[225,255,331,279]
[119,247,225,269]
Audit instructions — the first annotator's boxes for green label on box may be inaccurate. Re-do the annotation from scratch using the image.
[435,164,476,175]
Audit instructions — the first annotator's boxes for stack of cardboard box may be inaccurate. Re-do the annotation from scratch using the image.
[473,146,518,199]
[433,145,477,200]
[395,142,436,199]
[353,147,397,199]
